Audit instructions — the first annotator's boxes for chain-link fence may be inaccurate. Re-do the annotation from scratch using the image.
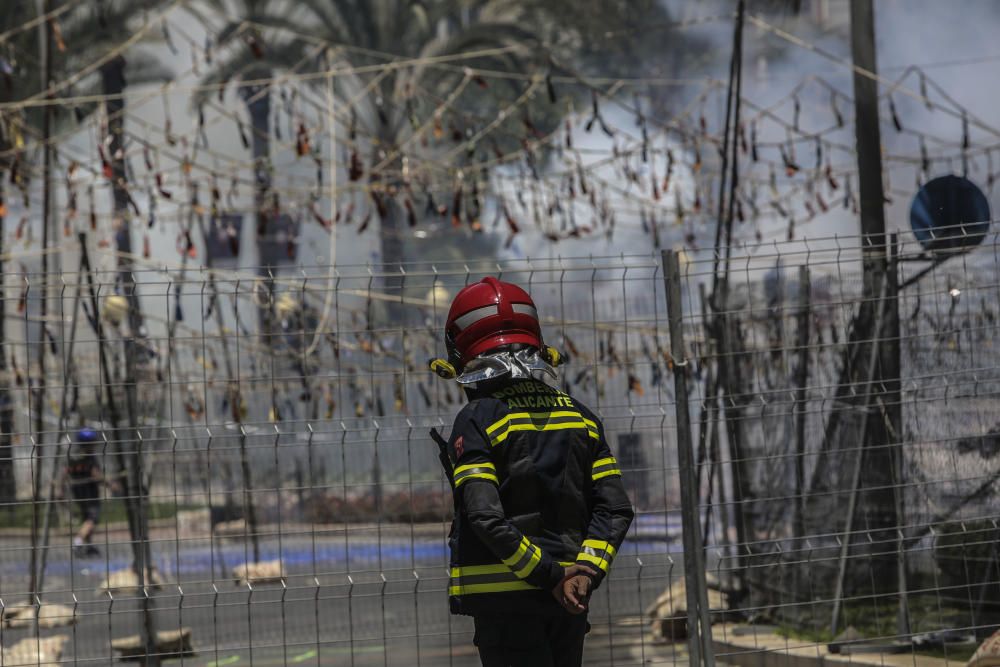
[0,226,998,665]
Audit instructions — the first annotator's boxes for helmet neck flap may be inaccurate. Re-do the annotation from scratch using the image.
[455,346,556,388]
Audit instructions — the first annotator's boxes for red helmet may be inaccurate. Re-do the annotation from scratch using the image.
[445,277,542,369]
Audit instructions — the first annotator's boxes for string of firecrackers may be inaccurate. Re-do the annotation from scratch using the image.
[380,78,735,243]
[76,241,1000,408]
[25,243,987,424]
[229,10,734,86]
[0,29,533,206]
[484,100,818,246]
[165,13,408,187]
[0,1,818,249]
[0,40,530,112]
[4,0,187,111]
[95,244,680,416]
[2,21,570,254]
[522,62,846,243]
[2,283,450,425]
[724,71,1000,241]
[125,76,656,248]
[4,3,720,172]
[743,66,998,162]
[0,106,924,264]
[0,87,976,264]
[119,62,1000,214]
[0,0,74,44]
[745,13,1000,143]
[0,20,988,420]
[2,5,987,173]
[3,19,996,258]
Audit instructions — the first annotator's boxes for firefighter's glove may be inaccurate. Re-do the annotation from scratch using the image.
[553,564,597,615]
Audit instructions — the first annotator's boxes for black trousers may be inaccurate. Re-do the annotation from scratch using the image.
[473,613,589,667]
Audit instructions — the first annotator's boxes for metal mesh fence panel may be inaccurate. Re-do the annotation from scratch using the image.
[1,227,998,665]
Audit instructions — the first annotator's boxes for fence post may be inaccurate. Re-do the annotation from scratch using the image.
[663,250,715,667]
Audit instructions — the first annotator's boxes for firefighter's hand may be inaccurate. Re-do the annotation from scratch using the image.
[552,564,597,614]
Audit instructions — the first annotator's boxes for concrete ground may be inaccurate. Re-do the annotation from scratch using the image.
[0,516,686,665]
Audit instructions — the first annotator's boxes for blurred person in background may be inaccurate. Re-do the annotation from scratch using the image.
[431,277,634,667]
[57,428,119,558]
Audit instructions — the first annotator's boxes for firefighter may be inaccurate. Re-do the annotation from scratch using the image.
[431,277,634,667]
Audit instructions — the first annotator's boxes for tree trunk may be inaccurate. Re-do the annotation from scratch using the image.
[0,175,14,507]
[240,84,274,344]
[101,56,143,334]
[378,196,406,321]
[371,136,406,327]
[849,0,898,592]
[100,57,160,665]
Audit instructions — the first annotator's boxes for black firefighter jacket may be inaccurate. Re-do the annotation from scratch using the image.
[445,377,634,616]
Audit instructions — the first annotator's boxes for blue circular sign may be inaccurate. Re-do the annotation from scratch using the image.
[909,175,990,253]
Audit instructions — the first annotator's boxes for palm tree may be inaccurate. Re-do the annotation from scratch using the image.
[0,7,170,659]
[0,1,171,503]
[195,1,546,322]
[191,0,313,341]
[60,2,173,335]
[194,1,705,325]
[0,0,39,508]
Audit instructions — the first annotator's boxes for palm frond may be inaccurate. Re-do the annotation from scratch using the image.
[124,49,174,87]
[284,0,356,46]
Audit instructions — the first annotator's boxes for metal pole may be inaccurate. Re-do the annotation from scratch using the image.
[793,266,810,543]
[830,276,888,636]
[78,234,158,664]
[850,0,894,524]
[36,257,86,594]
[196,216,259,563]
[663,250,715,667]
[886,236,909,639]
[850,0,888,279]
[0,173,14,509]
[28,0,54,609]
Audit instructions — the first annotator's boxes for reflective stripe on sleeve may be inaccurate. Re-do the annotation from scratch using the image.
[576,538,616,573]
[592,456,622,481]
[501,536,543,579]
[449,561,574,597]
[453,461,498,488]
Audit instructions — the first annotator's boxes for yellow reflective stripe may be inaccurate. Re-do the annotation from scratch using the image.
[452,560,574,578]
[453,461,499,488]
[504,411,585,422]
[485,415,513,435]
[576,552,610,572]
[449,561,576,596]
[487,411,593,446]
[454,472,498,487]
[514,545,542,578]
[491,428,511,446]
[449,581,537,596]
[502,538,531,567]
[592,455,620,480]
[454,462,496,475]
[450,564,509,577]
[583,539,616,557]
